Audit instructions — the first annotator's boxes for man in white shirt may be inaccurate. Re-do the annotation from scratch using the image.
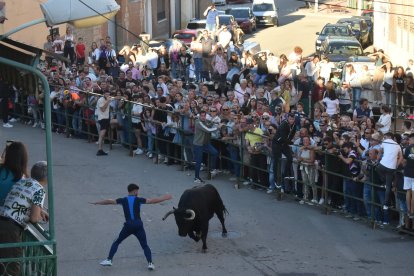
[96,91,111,156]
[305,55,320,86]
[216,25,232,50]
[234,79,248,106]
[377,132,403,209]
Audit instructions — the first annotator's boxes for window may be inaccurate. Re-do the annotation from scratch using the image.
[157,0,166,21]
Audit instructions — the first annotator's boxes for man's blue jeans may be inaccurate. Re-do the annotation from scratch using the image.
[227,144,240,178]
[363,182,374,220]
[254,74,267,85]
[352,87,362,109]
[193,144,218,179]
[108,220,152,263]
[194,58,203,82]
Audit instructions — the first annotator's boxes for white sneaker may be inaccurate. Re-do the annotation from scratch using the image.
[148,262,155,270]
[2,123,13,128]
[266,189,274,194]
[242,180,251,185]
[32,122,38,128]
[311,199,318,204]
[229,177,237,181]
[318,198,324,205]
[41,123,45,129]
[148,153,153,159]
[100,259,112,266]
[211,169,219,177]
[134,148,144,155]
[9,118,17,123]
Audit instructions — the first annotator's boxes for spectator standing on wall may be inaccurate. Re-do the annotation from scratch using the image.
[203,4,219,35]
[96,91,112,156]
[63,26,76,65]
[75,37,86,66]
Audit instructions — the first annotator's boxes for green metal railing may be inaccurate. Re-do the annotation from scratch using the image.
[0,55,57,275]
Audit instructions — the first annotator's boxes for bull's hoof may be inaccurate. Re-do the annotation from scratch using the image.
[222,232,228,237]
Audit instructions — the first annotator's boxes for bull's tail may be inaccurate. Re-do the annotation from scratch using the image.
[223,205,229,216]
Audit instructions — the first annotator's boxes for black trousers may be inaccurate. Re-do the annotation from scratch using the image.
[1,98,9,123]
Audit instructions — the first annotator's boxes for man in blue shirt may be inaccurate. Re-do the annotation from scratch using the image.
[203,4,219,34]
[91,183,172,270]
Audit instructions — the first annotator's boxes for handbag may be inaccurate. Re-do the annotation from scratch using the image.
[383,82,392,90]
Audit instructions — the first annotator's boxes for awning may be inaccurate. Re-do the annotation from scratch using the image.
[0,37,68,94]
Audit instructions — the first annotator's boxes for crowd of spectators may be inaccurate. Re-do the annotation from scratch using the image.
[1,24,414,231]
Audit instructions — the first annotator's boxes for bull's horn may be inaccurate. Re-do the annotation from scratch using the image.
[162,209,175,221]
[184,209,196,220]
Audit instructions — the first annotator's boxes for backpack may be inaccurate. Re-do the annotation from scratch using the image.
[99,50,108,63]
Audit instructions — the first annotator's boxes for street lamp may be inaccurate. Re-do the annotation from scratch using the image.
[0,0,120,39]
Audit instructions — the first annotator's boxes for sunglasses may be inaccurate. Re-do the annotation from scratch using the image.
[222,109,229,111]
[263,117,269,120]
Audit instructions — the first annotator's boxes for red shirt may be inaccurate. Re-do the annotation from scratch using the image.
[76,43,86,58]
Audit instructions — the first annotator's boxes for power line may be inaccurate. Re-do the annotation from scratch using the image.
[77,0,149,47]
[297,0,414,18]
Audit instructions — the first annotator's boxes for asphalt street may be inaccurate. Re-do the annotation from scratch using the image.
[1,120,413,276]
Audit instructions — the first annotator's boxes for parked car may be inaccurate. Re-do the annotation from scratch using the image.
[226,7,257,34]
[212,0,226,6]
[218,14,238,29]
[315,23,353,53]
[226,0,253,4]
[319,36,367,66]
[337,17,370,48]
[172,29,201,46]
[252,0,278,27]
[352,15,373,45]
[186,19,206,30]
[361,9,373,17]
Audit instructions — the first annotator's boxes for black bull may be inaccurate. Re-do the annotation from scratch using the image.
[162,184,228,251]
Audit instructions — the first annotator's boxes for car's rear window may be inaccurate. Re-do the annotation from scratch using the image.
[322,26,351,36]
[228,10,249,18]
[327,42,363,55]
[187,22,205,29]
[173,33,196,40]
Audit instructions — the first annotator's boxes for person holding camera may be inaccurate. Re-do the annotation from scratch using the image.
[96,91,112,156]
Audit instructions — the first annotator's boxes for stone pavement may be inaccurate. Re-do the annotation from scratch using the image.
[1,122,414,276]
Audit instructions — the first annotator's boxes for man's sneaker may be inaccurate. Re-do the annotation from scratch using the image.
[96,150,108,156]
[275,183,282,189]
[266,189,274,194]
[211,169,219,177]
[134,148,144,155]
[148,153,153,159]
[242,180,251,185]
[41,123,45,129]
[311,199,318,204]
[100,259,112,266]
[229,177,237,181]
[32,122,38,128]
[318,198,325,205]
[148,262,155,270]
[383,205,389,210]
[299,200,305,205]
[194,177,204,184]
[9,118,17,123]
[2,123,13,128]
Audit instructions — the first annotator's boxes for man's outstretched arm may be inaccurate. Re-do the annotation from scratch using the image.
[90,199,117,205]
[146,194,172,204]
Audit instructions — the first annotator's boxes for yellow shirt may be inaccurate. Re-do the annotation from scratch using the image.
[245,128,263,147]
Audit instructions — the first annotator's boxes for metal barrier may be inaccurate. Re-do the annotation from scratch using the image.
[10,88,414,237]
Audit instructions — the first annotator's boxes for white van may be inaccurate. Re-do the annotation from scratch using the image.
[252,0,279,27]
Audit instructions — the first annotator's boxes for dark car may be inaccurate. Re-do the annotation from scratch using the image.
[225,7,256,34]
[319,36,366,64]
[226,0,253,4]
[352,15,373,45]
[218,14,238,29]
[186,19,206,30]
[315,23,353,53]
[337,17,370,48]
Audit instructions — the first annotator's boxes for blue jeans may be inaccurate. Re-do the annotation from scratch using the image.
[363,183,374,220]
[374,189,389,223]
[72,109,82,136]
[54,108,65,130]
[344,179,358,214]
[227,144,240,177]
[194,58,203,82]
[352,87,362,109]
[268,158,275,190]
[254,74,267,85]
[108,220,152,263]
[147,132,154,153]
[205,23,216,32]
[193,144,218,179]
